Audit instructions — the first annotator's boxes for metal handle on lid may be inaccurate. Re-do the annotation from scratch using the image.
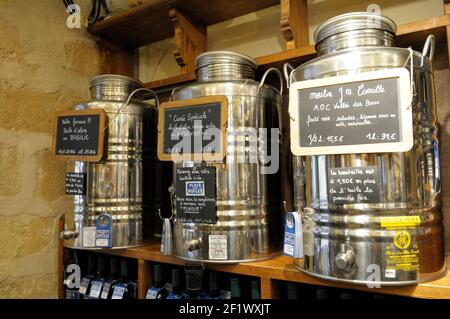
[421,34,435,67]
[258,67,283,96]
[125,88,160,110]
[283,63,294,89]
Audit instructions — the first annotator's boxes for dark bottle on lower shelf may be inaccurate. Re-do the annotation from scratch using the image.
[100,257,120,299]
[146,264,169,299]
[184,265,203,299]
[88,256,107,299]
[111,260,135,299]
[79,254,96,299]
[286,282,300,299]
[167,268,183,299]
[230,278,242,300]
[251,280,261,299]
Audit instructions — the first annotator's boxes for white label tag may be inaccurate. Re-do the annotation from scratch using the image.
[145,288,159,299]
[88,281,103,299]
[100,283,111,299]
[111,285,126,299]
[209,234,228,260]
[303,223,315,257]
[82,227,96,248]
[385,268,396,278]
[78,278,90,295]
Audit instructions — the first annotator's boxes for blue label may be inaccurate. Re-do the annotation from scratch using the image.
[96,214,112,248]
[111,283,127,299]
[284,219,296,257]
[145,287,161,299]
[185,181,205,196]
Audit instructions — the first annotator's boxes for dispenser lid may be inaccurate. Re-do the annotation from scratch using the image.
[195,51,257,71]
[89,74,143,89]
[314,12,397,44]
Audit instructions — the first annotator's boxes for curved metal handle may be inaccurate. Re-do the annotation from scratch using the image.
[258,67,283,96]
[421,34,435,67]
[283,63,294,89]
[126,87,160,110]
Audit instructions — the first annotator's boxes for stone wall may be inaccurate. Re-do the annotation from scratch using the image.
[0,0,100,298]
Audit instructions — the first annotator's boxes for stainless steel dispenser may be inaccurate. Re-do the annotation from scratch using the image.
[172,51,284,262]
[61,74,159,249]
[287,13,445,285]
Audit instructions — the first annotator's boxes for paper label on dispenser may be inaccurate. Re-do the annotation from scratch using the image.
[82,227,96,248]
[208,235,227,260]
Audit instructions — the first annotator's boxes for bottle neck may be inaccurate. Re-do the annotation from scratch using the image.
[316,29,394,56]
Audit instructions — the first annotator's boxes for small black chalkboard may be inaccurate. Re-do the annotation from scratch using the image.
[327,166,381,204]
[175,166,217,224]
[158,96,228,161]
[52,109,106,162]
[65,173,86,196]
[289,68,413,155]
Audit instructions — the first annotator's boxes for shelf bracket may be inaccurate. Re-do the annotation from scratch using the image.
[280,0,309,50]
[96,37,135,77]
[170,8,207,74]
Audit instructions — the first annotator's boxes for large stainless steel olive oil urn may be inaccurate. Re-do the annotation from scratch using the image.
[287,13,446,285]
[172,51,284,262]
[62,74,158,249]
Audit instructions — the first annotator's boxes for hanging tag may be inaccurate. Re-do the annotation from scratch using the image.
[283,211,303,258]
[95,214,113,248]
[160,218,173,255]
[111,283,127,299]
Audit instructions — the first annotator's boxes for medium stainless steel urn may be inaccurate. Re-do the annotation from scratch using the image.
[62,74,158,249]
[172,51,284,262]
[287,13,445,285]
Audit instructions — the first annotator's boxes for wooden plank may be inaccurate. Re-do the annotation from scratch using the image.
[260,278,279,299]
[93,243,450,299]
[88,0,278,49]
[144,73,196,91]
[97,37,135,77]
[137,259,152,299]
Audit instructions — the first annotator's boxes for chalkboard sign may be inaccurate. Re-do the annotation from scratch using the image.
[175,166,217,224]
[327,166,381,204]
[289,68,413,156]
[65,172,86,196]
[158,96,228,161]
[52,109,106,162]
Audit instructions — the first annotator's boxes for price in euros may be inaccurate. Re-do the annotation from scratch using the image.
[366,132,397,141]
[308,133,344,146]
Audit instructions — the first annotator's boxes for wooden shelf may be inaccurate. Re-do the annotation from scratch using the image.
[88,0,278,49]
[144,73,196,92]
[257,15,450,72]
[88,243,450,299]
[141,15,450,92]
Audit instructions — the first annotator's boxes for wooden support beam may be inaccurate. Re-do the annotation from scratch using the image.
[444,1,450,64]
[96,37,135,77]
[169,8,207,74]
[137,259,152,299]
[260,278,279,299]
[280,0,309,49]
[58,214,65,299]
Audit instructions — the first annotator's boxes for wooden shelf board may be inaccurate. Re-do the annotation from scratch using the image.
[144,73,196,91]
[255,15,450,72]
[93,243,450,299]
[88,0,278,49]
